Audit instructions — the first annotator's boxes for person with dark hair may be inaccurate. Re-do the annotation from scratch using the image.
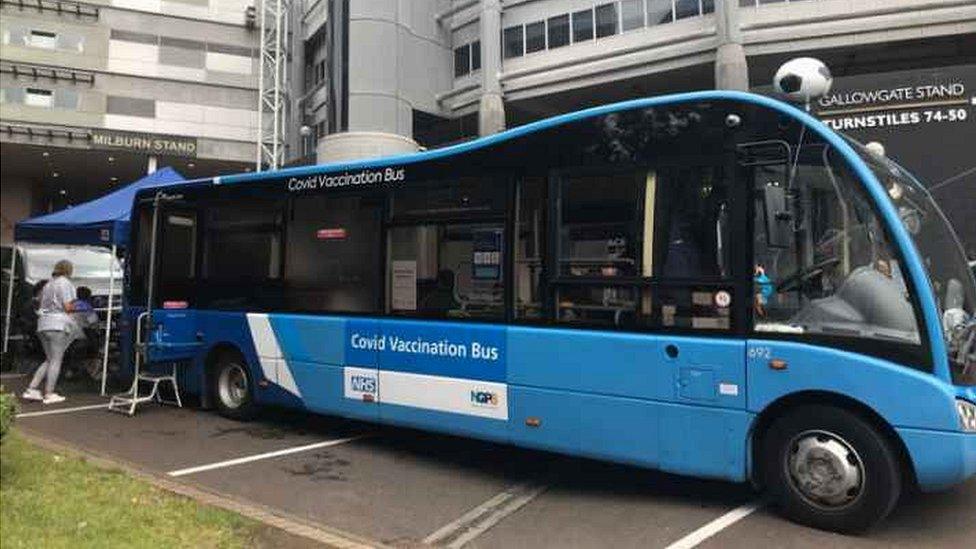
[423,269,460,315]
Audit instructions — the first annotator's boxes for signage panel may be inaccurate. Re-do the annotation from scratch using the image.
[91,130,198,158]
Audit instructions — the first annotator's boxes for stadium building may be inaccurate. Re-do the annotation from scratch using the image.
[3,0,974,250]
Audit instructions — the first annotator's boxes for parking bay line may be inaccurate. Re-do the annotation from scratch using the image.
[17,403,110,418]
[167,435,367,477]
[664,501,764,549]
[423,480,549,548]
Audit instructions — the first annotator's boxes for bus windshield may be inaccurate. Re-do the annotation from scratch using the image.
[848,141,976,383]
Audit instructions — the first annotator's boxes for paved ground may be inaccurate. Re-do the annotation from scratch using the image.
[4,373,974,548]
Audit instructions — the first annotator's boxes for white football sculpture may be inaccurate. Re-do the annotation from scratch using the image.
[773,57,833,104]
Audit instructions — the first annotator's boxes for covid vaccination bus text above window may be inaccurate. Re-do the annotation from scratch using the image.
[123,91,976,534]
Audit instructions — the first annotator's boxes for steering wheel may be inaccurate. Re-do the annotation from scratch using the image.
[775,257,841,293]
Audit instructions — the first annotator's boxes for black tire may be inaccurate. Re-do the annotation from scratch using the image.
[760,405,902,534]
[212,352,258,421]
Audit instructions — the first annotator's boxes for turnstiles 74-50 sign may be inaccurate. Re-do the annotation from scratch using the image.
[90,130,197,158]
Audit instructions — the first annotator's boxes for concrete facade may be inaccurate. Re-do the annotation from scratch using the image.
[292,0,975,151]
[3,0,974,242]
[0,0,260,241]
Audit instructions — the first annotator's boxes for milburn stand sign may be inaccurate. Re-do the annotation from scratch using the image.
[91,130,197,157]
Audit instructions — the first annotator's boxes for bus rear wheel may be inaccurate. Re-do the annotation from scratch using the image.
[760,405,901,534]
[213,353,257,421]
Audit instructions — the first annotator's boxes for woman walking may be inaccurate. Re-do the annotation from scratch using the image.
[22,259,77,404]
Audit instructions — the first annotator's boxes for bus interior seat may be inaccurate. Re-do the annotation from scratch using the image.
[790,265,916,335]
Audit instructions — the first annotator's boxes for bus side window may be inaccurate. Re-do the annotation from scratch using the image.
[554,170,642,327]
[284,195,383,314]
[515,177,546,319]
[649,165,734,331]
[200,200,283,311]
[157,210,197,305]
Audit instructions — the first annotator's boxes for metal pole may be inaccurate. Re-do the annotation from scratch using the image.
[100,244,116,396]
[2,245,17,354]
[256,0,267,171]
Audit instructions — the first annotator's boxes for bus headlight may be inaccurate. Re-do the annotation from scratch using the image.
[958,399,976,432]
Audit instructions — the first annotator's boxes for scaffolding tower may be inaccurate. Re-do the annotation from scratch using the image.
[256,0,290,171]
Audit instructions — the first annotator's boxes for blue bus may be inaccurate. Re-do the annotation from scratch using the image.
[121,91,975,533]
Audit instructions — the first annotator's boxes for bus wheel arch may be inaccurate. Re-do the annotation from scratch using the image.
[749,391,918,505]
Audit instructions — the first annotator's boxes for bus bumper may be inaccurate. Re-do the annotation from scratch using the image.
[897,427,976,491]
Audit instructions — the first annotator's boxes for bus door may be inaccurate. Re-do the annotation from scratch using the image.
[146,201,202,364]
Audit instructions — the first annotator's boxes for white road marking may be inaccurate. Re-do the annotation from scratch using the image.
[664,502,763,549]
[16,403,110,418]
[167,435,366,477]
[0,373,26,379]
[424,481,548,548]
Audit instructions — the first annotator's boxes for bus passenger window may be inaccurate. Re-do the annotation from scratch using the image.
[283,195,382,314]
[200,200,283,310]
[559,172,642,278]
[388,224,504,320]
[516,177,546,319]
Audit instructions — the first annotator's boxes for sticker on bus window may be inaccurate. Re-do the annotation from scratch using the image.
[472,229,502,280]
[392,260,417,310]
[316,228,347,240]
[714,291,731,308]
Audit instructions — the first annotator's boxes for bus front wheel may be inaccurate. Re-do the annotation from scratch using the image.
[212,352,257,421]
[760,405,901,534]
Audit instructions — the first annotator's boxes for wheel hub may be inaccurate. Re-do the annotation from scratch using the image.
[218,364,248,409]
[787,431,864,509]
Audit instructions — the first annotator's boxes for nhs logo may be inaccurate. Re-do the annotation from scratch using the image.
[344,367,378,401]
[351,375,377,394]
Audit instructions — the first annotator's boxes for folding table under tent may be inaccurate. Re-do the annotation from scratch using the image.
[3,167,186,395]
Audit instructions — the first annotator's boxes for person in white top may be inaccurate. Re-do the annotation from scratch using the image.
[22,259,78,404]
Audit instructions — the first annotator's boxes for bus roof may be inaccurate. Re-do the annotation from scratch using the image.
[143,91,814,194]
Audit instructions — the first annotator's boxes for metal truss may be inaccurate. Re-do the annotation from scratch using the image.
[256,0,291,171]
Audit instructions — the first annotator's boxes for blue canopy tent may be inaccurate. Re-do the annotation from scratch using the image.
[4,167,185,394]
[13,166,185,247]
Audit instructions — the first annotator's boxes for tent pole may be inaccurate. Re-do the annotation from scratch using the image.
[100,244,117,396]
[2,245,17,355]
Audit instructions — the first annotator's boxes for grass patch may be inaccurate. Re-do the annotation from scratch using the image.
[1,433,261,548]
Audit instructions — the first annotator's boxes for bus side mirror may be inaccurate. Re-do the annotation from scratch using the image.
[763,185,793,249]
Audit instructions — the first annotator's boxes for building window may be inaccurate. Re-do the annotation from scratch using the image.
[621,0,645,31]
[471,40,481,71]
[647,0,675,25]
[572,9,594,43]
[595,3,619,38]
[454,43,471,77]
[547,14,570,49]
[24,87,53,108]
[106,95,156,118]
[454,40,481,77]
[675,0,702,20]
[29,30,57,49]
[703,0,715,13]
[503,25,524,59]
[525,21,545,53]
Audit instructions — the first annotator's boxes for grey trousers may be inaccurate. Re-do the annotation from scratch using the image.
[29,330,71,395]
